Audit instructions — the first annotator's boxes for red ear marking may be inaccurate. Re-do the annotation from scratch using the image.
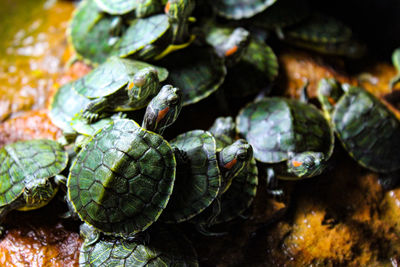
[225,45,238,57]
[224,158,237,169]
[292,160,303,167]
[328,97,336,105]
[128,82,135,90]
[165,2,171,13]
[156,106,170,123]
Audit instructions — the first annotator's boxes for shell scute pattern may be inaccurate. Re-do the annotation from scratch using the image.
[68,119,175,235]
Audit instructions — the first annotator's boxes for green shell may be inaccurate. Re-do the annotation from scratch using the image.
[75,57,168,99]
[94,0,138,15]
[284,13,352,44]
[0,140,68,207]
[79,226,198,266]
[213,0,278,19]
[250,0,310,30]
[332,86,400,173]
[114,14,170,58]
[69,0,120,63]
[49,81,91,133]
[159,46,227,105]
[236,97,333,163]
[223,38,278,97]
[161,130,221,223]
[68,119,176,236]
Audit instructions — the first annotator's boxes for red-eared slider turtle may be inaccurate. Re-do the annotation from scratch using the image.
[282,12,366,58]
[159,45,227,105]
[67,85,182,237]
[0,139,68,234]
[390,47,400,89]
[49,57,168,132]
[212,0,277,20]
[190,117,258,231]
[236,97,334,196]
[79,225,198,266]
[317,78,400,173]
[161,130,252,223]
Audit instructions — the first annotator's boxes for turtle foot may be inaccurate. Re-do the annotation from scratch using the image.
[82,111,100,123]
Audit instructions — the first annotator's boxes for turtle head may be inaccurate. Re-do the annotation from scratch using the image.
[142,85,182,134]
[287,152,326,178]
[127,68,159,101]
[218,139,253,194]
[165,0,195,21]
[217,27,250,66]
[23,178,57,207]
[317,78,343,118]
[208,117,236,143]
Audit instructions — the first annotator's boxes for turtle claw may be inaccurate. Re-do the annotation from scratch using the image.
[82,111,99,123]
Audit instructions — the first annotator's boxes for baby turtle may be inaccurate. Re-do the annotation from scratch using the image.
[0,139,68,234]
[67,85,182,238]
[79,225,198,266]
[236,96,334,195]
[161,129,252,223]
[317,78,400,174]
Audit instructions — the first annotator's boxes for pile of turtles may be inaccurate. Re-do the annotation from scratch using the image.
[1,0,400,265]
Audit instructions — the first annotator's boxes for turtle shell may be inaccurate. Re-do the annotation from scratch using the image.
[94,0,138,15]
[48,80,91,133]
[159,46,227,106]
[69,0,120,63]
[213,0,277,19]
[284,13,352,44]
[79,225,198,266]
[75,57,168,99]
[332,86,400,173]
[236,97,334,164]
[161,130,221,223]
[114,14,170,58]
[0,140,68,207]
[68,119,176,236]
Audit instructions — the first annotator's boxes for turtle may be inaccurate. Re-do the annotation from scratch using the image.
[160,129,253,223]
[317,78,400,174]
[113,0,196,60]
[236,96,334,196]
[69,0,123,63]
[189,117,258,231]
[79,224,198,266]
[0,139,68,234]
[159,45,227,106]
[389,47,400,89]
[48,57,168,134]
[67,85,182,238]
[212,0,278,20]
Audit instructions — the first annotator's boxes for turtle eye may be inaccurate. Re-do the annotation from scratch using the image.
[237,150,248,160]
[168,95,179,105]
[133,76,146,87]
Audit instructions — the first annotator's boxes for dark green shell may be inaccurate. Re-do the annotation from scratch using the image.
[284,13,352,44]
[114,14,170,58]
[223,38,278,97]
[69,0,119,63]
[162,130,221,223]
[68,119,176,235]
[49,81,91,133]
[79,226,198,266]
[213,0,277,19]
[250,0,310,30]
[236,97,333,163]
[332,86,400,173]
[0,140,68,206]
[159,46,227,105]
[75,57,168,99]
[94,0,138,15]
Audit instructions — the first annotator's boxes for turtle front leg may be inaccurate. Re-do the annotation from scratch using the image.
[82,98,109,123]
[265,168,285,200]
[59,195,80,220]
